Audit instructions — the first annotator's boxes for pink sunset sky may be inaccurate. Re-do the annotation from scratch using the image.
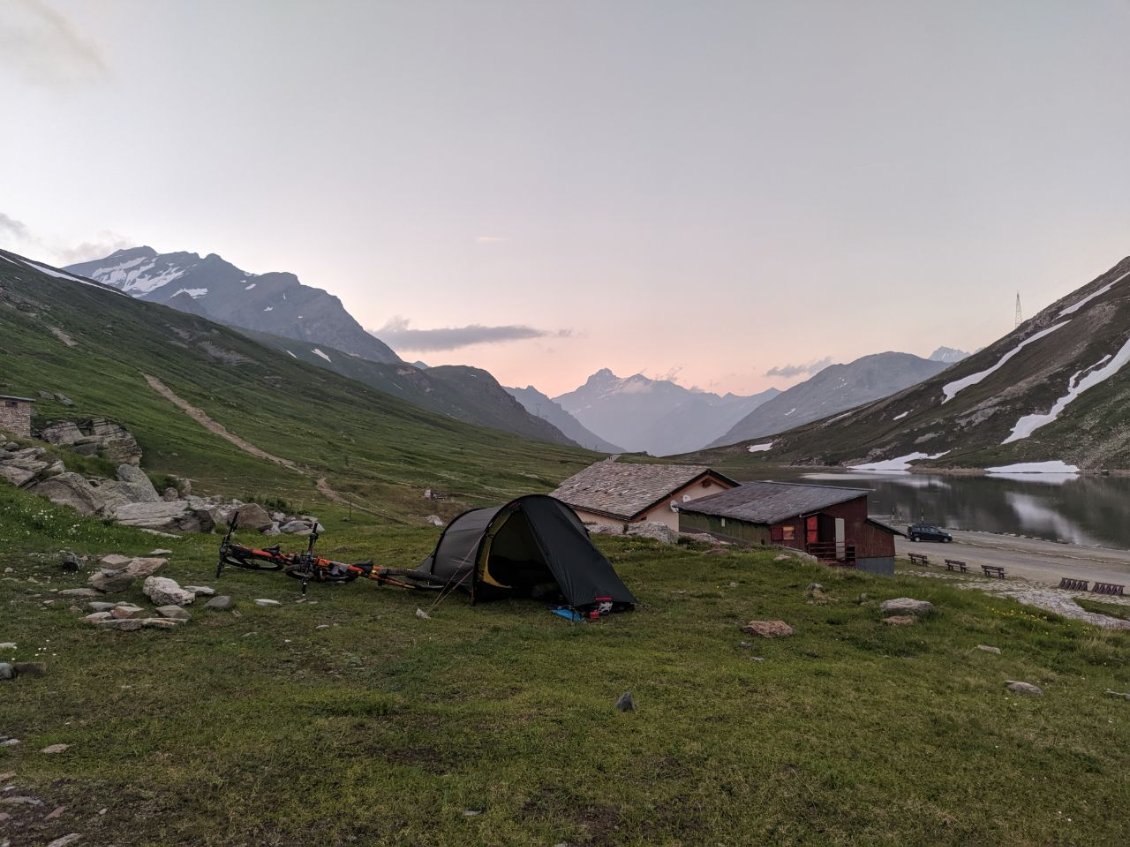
[2,1,1129,397]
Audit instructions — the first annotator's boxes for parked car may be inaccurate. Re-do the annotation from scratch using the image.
[907,523,952,543]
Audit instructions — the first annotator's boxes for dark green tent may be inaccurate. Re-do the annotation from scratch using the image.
[411,495,636,612]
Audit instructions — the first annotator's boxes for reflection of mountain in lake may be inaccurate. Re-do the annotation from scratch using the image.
[789,471,1130,550]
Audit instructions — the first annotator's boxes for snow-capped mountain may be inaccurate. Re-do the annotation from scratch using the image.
[66,247,399,364]
[929,346,969,363]
[709,352,953,447]
[553,369,779,456]
[690,256,1130,471]
[505,386,625,453]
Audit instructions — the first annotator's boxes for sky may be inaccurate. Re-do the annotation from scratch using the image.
[2,0,1130,397]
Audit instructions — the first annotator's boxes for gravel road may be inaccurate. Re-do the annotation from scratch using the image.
[894,529,1130,587]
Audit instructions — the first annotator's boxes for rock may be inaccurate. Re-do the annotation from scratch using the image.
[615,691,635,712]
[46,834,83,847]
[41,743,70,754]
[112,501,199,533]
[99,554,132,568]
[0,795,40,805]
[40,421,84,445]
[162,487,180,501]
[87,601,117,612]
[262,522,281,536]
[13,662,46,677]
[123,557,167,578]
[84,612,113,623]
[626,521,679,544]
[154,605,191,621]
[94,618,143,631]
[110,604,145,619]
[0,739,21,748]
[87,569,135,593]
[60,553,83,572]
[741,620,795,638]
[0,663,13,680]
[805,582,833,605]
[235,503,274,531]
[976,645,1002,655]
[0,643,14,650]
[142,576,195,606]
[254,598,281,607]
[773,554,792,561]
[148,549,173,556]
[279,520,314,535]
[27,473,105,515]
[415,608,432,620]
[270,511,285,522]
[425,515,444,527]
[59,588,101,598]
[114,464,160,502]
[1104,689,1130,701]
[185,585,215,597]
[141,618,181,629]
[1005,681,1044,696]
[882,615,917,626]
[879,597,936,618]
[204,595,234,611]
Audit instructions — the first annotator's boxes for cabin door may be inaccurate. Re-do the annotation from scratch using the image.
[834,518,846,560]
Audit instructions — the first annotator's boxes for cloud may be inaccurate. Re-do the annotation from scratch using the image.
[765,357,833,378]
[53,232,134,264]
[0,211,132,266]
[0,0,108,88]
[0,212,30,240]
[373,316,570,352]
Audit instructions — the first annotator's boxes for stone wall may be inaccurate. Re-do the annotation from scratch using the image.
[0,398,32,438]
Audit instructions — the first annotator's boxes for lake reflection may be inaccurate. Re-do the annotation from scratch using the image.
[745,469,1130,550]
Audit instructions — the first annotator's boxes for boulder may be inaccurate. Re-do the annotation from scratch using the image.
[161,487,180,501]
[1005,681,1043,696]
[234,503,273,531]
[279,520,314,535]
[154,605,191,621]
[27,473,105,515]
[879,597,936,618]
[626,521,679,544]
[0,464,39,487]
[40,421,84,445]
[99,554,132,569]
[110,605,145,619]
[123,557,167,578]
[111,501,210,533]
[142,576,195,606]
[204,595,234,611]
[741,620,795,638]
[113,464,160,502]
[84,612,114,623]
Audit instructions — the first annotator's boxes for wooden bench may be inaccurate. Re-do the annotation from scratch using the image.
[908,553,929,567]
[944,559,968,573]
[981,565,1006,580]
[1059,577,1090,591]
[1092,582,1126,596]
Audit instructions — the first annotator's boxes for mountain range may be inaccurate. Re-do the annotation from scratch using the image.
[553,369,779,456]
[505,386,624,453]
[685,257,1130,471]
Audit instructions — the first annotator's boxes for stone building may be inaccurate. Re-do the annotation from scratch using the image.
[0,395,33,438]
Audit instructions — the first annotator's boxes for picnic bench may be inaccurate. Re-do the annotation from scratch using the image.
[981,564,1006,580]
[1092,582,1126,596]
[908,553,929,567]
[1059,577,1090,591]
[944,559,968,573]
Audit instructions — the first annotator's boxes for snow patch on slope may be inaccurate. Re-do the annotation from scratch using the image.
[19,259,127,295]
[892,411,909,421]
[1002,340,1130,443]
[746,441,774,453]
[942,321,1070,403]
[848,451,949,472]
[312,348,332,363]
[173,288,208,299]
[986,461,1079,474]
[1057,269,1130,317]
[88,257,191,294]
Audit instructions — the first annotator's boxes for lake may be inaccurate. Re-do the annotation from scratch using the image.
[741,469,1130,551]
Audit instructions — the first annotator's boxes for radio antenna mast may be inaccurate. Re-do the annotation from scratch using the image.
[1015,292,1022,328]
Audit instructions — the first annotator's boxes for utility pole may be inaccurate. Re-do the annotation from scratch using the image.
[1015,292,1022,328]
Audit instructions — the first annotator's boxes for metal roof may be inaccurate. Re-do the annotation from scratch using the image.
[676,480,871,524]
[0,395,35,403]
[550,459,736,521]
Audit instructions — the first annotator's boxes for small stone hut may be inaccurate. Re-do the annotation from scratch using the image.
[0,395,33,438]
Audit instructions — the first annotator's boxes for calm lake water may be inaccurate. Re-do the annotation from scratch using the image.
[742,469,1130,551]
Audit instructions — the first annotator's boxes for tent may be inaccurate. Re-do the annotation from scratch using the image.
[411,495,637,612]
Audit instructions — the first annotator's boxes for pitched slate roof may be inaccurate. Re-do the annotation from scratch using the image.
[551,460,735,521]
[676,481,871,525]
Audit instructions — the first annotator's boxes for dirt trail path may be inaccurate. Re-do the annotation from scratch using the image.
[142,373,301,472]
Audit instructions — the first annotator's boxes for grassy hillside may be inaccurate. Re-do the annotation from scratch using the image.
[0,252,593,520]
[2,483,1128,846]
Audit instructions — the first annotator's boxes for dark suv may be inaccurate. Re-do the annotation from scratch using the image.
[907,523,952,543]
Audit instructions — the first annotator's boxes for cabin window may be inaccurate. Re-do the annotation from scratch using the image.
[781,526,795,541]
[703,480,713,488]
[720,517,726,527]
[5,401,17,408]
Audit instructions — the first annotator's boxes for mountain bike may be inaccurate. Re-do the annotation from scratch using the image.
[216,515,422,594]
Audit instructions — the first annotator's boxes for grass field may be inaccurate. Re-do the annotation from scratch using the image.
[3,485,1129,847]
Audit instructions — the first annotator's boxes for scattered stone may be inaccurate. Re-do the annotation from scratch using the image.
[60,553,83,573]
[154,605,191,621]
[46,834,83,847]
[615,691,635,712]
[741,619,794,638]
[142,576,195,606]
[1005,681,1044,696]
[58,588,100,598]
[0,772,13,782]
[805,582,834,605]
[976,645,1002,655]
[84,612,113,624]
[161,487,180,501]
[773,554,792,561]
[879,597,936,618]
[415,608,431,620]
[99,554,132,569]
[626,521,679,544]
[148,549,173,556]
[41,743,70,754]
[45,805,67,820]
[0,739,19,748]
[184,585,215,597]
[0,643,14,650]
[279,520,314,535]
[141,618,181,629]
[254,599,281,607]
[882,615,917,626]
[204,596,234,611]
[234,502,274,531]
[0,663,13,681]
[87,601,117,612]
[12,662,45,677]
[123,557,167,578]
[856,592,870,604]
[315,624,330,630]
[0,795,39,805]
[463,809,482,817]
[1104,689,1130,701]
[87,569,135,594]
[425,515,444,527]
[94,619,143,632]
